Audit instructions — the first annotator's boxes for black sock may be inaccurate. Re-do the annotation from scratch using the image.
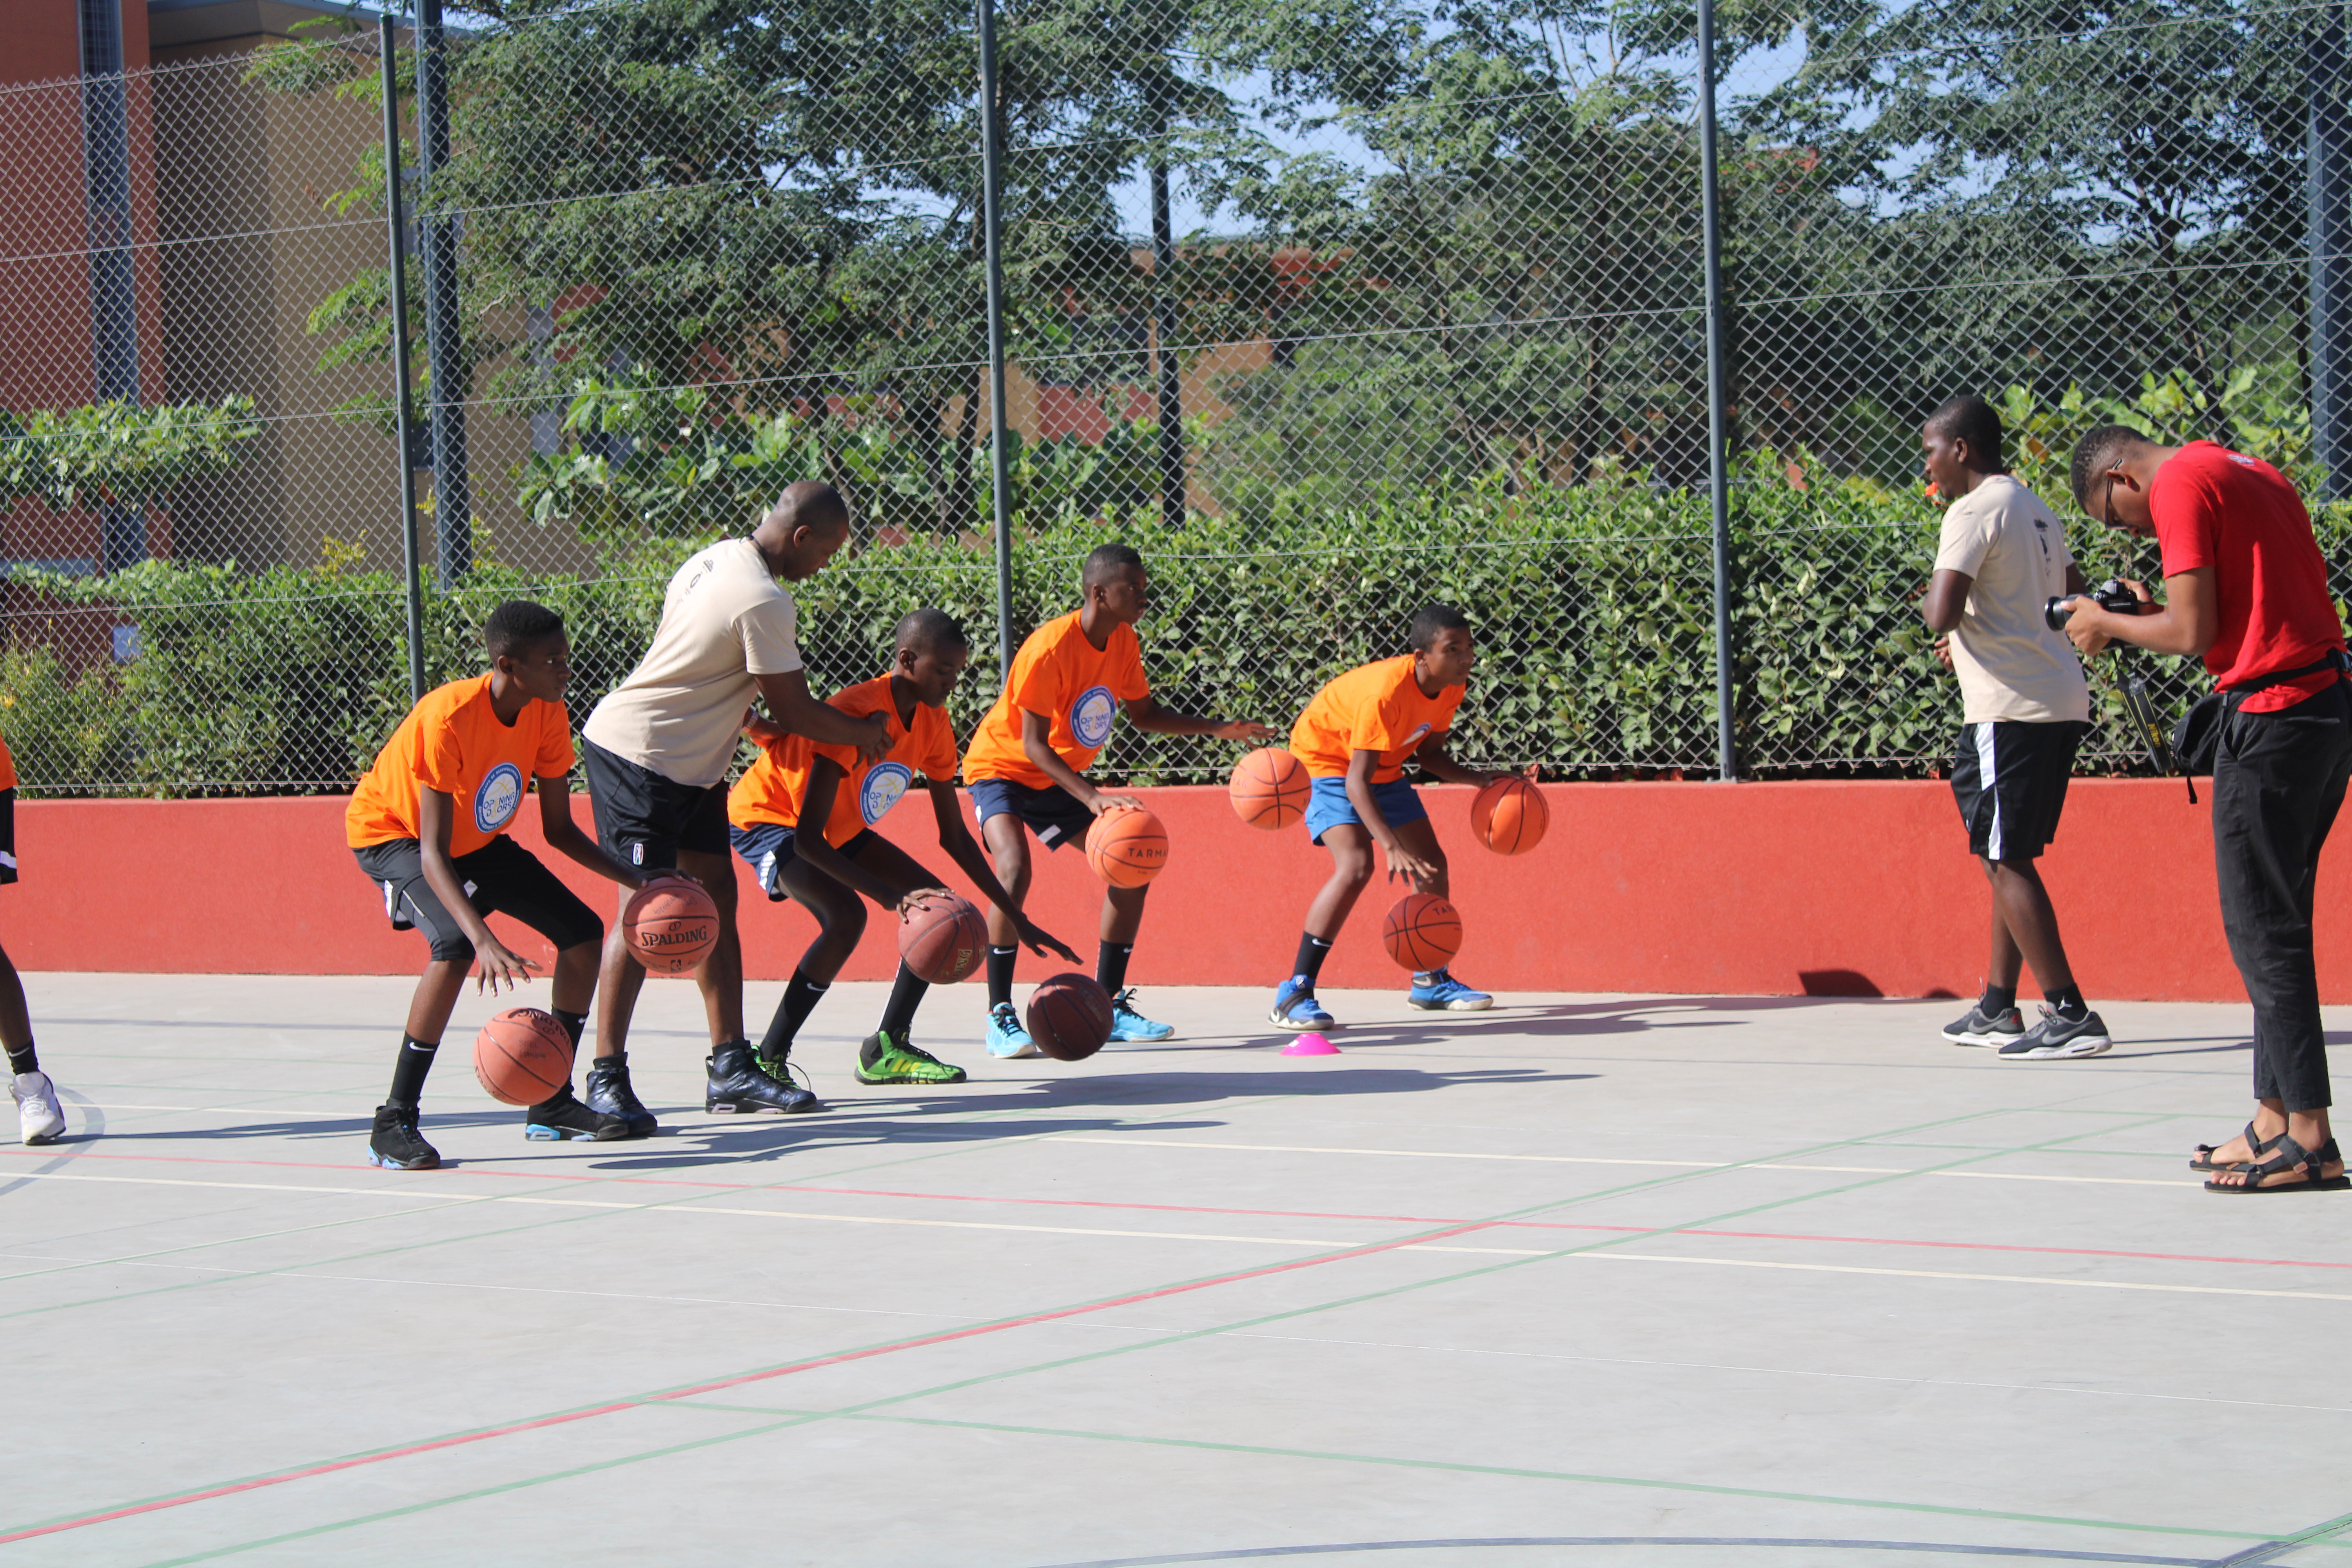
[2046,984,2087,1018]
[1292,934,1332,987]
[759,970,828,1060]
[986,946,1018,1009]
[387,1035,439,1108]
[552,1009,588,1051]
[1980,984,2016,1016]
[879,962,930,1040]
[4,1038,36,1076]
[1097,942,1134,996]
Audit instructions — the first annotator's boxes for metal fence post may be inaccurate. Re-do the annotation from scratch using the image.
[977,0,1018,679]
[1151,143,1185,530]
[1697,0,1738,780]
[380,16,426,705]
[414,0,471,588]
[2313,1,2351,501]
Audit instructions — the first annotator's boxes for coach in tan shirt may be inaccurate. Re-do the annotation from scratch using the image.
[579,481,890,1132]
[1920,395,2110,1060]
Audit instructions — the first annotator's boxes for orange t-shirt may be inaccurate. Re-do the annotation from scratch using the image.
[962,613,1151,789]
[346,675,575,855]
[728,676,958,845]
[1290,655,1464,782]
[0,730,16,792]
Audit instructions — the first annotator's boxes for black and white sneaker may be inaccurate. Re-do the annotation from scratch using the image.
[524,1084,629,1141]
[1998,1006,2114,1059]
[368,1103,440,1169]
[1941,1005,2025,1047]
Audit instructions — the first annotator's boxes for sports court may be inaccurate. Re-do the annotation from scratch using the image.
[4,973,2345,1566]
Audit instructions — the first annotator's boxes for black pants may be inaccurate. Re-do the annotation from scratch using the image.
[2213,679,2352,1112]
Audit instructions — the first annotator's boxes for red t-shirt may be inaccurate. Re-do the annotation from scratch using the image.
[2150,443,2347,712]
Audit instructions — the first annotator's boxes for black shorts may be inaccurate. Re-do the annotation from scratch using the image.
[353,835,604,963]
[1951,720,2087,862]
[0,788,16,886]
[583,737,729,871]
[969,777,1093,851]
[728,821,881,902]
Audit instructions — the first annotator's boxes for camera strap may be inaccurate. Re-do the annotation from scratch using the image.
[2170,648,2352,801]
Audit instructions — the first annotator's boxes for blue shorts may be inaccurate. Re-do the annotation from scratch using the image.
[969,777,1094,851]
[729,822,880,901]
[1303,776,1427,846]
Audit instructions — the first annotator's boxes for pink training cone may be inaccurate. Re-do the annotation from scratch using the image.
[1281,1032,1339,1056]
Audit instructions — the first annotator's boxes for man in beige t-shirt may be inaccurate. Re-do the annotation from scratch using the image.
[580,481,890,1131]
[1920,395,2109,1059]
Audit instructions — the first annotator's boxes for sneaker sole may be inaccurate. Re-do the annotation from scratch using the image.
[857,1071,970,1085]
[1406,998,1492,1012]
[987,1043,1041,1058]
[706,1097,824,1114]
[1109,1031,1174,1042]
[1269,1008,1338,1029]
[2001,1038,2114,1060]
[1942,1032,2020,1047]
[367,1150,440,1170]
[524,1124,627,1141]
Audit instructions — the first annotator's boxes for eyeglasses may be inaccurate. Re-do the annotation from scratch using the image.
[2101,468,2122,530]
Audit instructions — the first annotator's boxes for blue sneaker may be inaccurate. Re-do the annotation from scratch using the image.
[1107,988,1175,1042]
[986,1002,1039,1059]
[1270,977,1336,1029]
[1407,968,1491,1011]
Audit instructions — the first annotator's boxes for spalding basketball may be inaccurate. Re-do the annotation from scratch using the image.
[623,880,719,976]
[1228,748,1309,829]
[1470,776,1549,855]
[1026,972,1116,1061]
[1381,892,1463,973]
[1085,806,1168,888]
[474,1007,573,1107]
[898,893,988,984]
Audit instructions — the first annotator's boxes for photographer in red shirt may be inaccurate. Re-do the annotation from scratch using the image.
[2063,429,2352,1193]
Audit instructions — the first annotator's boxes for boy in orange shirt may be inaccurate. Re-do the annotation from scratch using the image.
[347,601,671,1169]
[729,610,1076,1089]
[963,543,1269,1055]
[1275,603,1518,1028]
[0,730,69,1145]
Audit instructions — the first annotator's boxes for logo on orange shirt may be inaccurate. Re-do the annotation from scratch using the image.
[475,763,524,835]
[1071,685,1116,749]
[860,762,915,824]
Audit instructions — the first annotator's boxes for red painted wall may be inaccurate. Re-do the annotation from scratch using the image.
[4,780,2318,1003]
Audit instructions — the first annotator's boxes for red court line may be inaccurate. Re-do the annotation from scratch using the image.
[0,1218,1503,1547]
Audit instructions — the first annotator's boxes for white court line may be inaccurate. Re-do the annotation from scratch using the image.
[1589,1252,2352,1303]
[1053,1136,2178,1186]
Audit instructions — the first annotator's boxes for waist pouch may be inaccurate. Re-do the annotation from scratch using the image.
[2172,649,2352,782]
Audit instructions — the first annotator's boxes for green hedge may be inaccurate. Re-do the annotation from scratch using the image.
[6,477,2327,796]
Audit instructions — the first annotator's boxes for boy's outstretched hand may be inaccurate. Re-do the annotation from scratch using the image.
[474,938,544,995]
[1014,916,1081,965]
[1210,718,1273,741]
[1383,844,1444,890]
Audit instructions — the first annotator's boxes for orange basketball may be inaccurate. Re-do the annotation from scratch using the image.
[1228,748,1309,829]
[898,893,988,984]
[1085,806,1168,888]
[623,879,719,976]
[1381,893,1463,973]
[473,1007,573,1107]
[1470,777,1549,855]
[1026,972,1116,1061]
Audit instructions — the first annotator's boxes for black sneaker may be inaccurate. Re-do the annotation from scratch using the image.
[1941,1004,2025,1047]
[583,1053,657,1139]
[524,1084,629,1141]
[706,1039,821,1114]
[1998,1006,2114,1059]
[368,1103,440,1170]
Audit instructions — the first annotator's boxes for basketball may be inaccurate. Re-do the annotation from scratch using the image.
[1026,972,1116,1061]
[1382,892,1463,973]
[1470,776,1549,855]
[1085,806,1168,887]
[898,893,988,984]
[473,1007,573,1107]
[623,880,719,976]
[1228,748,1309,829]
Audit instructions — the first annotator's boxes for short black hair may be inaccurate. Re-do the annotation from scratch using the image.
[2069,425,2151,513]
[1408,603,1472,652]
[1083,542,1145,588]
[1925,394,2004,472]
[484,600,564,661]
[894,607,968,655]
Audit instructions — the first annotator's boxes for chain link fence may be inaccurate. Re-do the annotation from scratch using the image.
[0,0,2343,794]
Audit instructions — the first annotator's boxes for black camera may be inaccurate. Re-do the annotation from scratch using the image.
[2043,577,2140,632]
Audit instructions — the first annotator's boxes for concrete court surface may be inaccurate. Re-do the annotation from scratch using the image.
[2,976,2350,1568]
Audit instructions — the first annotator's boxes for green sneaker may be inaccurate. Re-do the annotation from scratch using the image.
[855,1030,968,1085]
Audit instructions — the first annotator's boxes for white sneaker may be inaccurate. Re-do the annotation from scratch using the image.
[12,1070,64,1145]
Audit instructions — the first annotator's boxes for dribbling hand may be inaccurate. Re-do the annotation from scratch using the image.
[1384,845,1443,889]
[1210,718,1273,742]
[895,886,956,918]
[1016,916,1082,965]
[475,938,544,995]
[1092,793,1147,815]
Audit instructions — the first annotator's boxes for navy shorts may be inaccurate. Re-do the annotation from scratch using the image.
[969,778,1094,851]
[729,821,881,901]
[1951,720,2087,862]
[353,835,604,963]
[584,738,728,871]
[1303,775,1428,846]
